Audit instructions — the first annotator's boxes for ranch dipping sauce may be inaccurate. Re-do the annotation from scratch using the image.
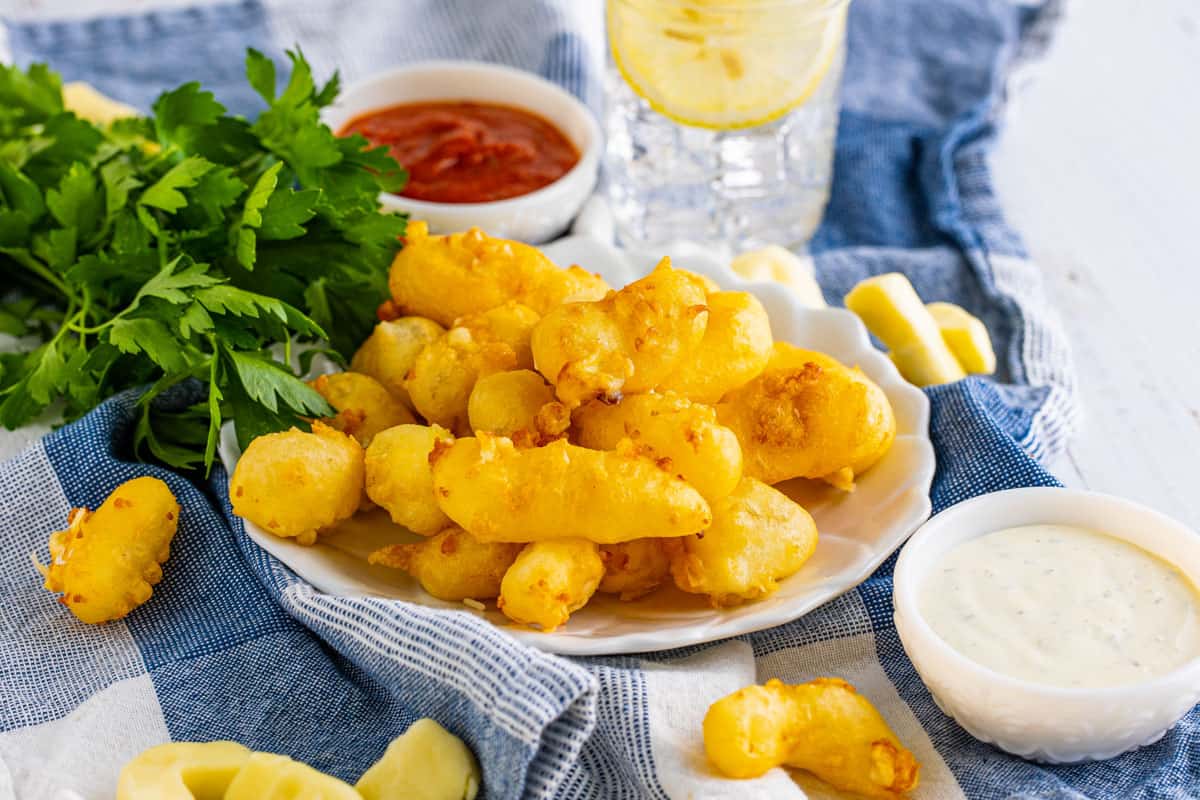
[919,524,1200,689]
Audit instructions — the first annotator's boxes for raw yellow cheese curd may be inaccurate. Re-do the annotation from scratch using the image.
[116,741,251,800]
[224,752,359,799]
[357,718,481,800]
[729,245,826,309]
[844,273,966,386]
[927,301,997,375]
[63,81,139,124]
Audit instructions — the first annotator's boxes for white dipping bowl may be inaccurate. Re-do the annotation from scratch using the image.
[322,61,600,244]
[894,487,1200,763]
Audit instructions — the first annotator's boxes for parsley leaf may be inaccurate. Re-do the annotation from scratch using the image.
[0,51,407,473]
[139,156,213,214]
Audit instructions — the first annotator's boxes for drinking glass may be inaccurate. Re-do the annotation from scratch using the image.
[604,0,850,254]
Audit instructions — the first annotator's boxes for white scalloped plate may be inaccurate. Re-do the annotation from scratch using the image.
[220,237,935,655]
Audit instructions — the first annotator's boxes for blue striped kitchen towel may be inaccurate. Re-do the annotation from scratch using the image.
[4,1,1195,799]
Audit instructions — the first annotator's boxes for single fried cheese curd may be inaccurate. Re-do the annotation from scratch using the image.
[310,371,416,446]
[498,538,604,631]
[388,221,609,326]
[37,476,180,624]
[231,422,364,545]
[357,718,481,800]
[531,257,710,407]
[116,741,251,800]
[599,539,673,601]
[369,527,523,602]
[844,272,965,387]
[431,434,711,544]
[662,290,773,404]
[351,316,446,410]
[364,424,456,536]
[467,369,557,438]
[573,392,743,502]
[717,343,895,490]
[405,303,541,433]
[703,678,920,799]
[669,478,817,606]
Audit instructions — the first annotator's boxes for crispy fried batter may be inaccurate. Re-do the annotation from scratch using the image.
[498,538,604,631]
[467,369,556,438]
[431,434,711,544]
[717,343,895,489]
[573,392,742,502]
[668,477,817,605]
[310,371,415,446]
[703,677,920,799]
[364,424,455,536]
[36,476,180,624]
[369,527,522,601]
[350,316,445,409]
[599,539,673,600]
[405,303,540,433]
[530,258,710,407]
[230,422,364,545]
[388,221,609,325]
[664,290,773,404]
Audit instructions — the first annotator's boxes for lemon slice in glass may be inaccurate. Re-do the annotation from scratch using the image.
[609,0,848,130]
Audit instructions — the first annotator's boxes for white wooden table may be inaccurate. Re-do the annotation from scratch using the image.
[2,0,1197,528]
[993,0,1200,528]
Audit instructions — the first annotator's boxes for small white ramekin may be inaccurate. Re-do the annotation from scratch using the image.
[321,60,600,244]
[894,487,1200,763]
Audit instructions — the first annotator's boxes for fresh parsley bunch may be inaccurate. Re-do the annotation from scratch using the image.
[0,50,407,472]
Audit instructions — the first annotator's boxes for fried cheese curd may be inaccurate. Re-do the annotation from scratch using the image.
[717,343,896,490]
[498,538,604,631]
[467,369,558,439]
[310,371,415,446]
[405,302,540,434]
[598,539,673,601]
[703,678,920,799]
[231,422,364,545]
[431,433,711,544]
[663,290,773,404]
[388,221,609,326]
[369,526,522,602]
[350,316,445,410]
[364,423,455,536]
[36,476,180,624]
[530,258,710,407]
[668,478,817,606]
[572,391,743,503]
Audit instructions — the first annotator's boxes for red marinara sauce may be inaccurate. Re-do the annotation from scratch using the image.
[340,101,580,204]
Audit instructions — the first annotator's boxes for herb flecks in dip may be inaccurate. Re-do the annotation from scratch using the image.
[340,101,579,204]
[920,524,1200,688]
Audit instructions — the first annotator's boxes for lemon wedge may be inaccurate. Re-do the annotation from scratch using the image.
[608,1,847,130]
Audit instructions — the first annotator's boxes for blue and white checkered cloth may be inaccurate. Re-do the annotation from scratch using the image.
[3,1,1196,798]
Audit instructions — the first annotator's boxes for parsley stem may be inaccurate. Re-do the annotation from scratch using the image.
[5,250,75,303]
